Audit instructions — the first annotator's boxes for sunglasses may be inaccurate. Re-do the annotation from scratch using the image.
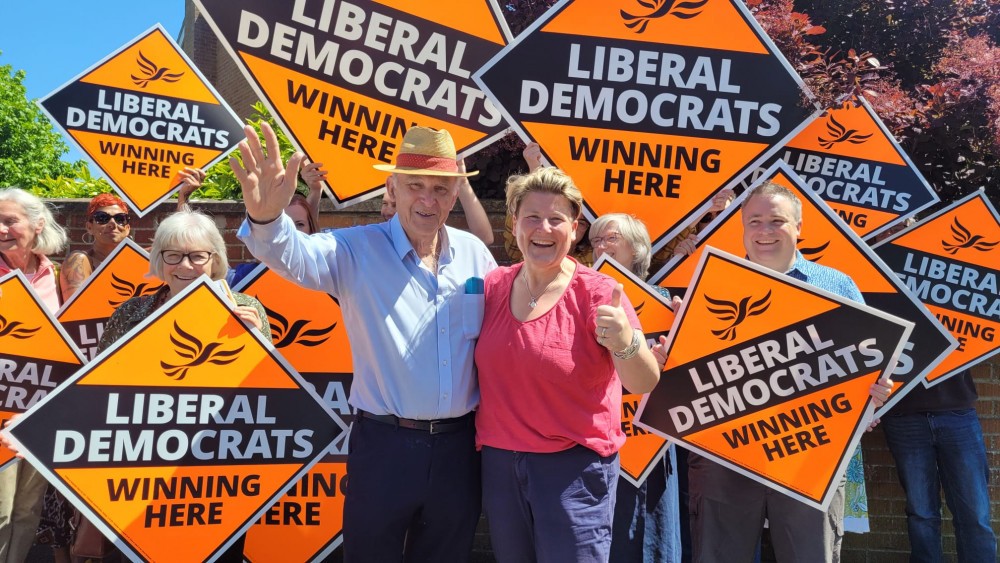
[91,211,130,226]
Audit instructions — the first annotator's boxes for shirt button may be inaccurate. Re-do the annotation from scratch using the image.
[442,360,448,366]
[441,328,446,333]
[443,394,449,399]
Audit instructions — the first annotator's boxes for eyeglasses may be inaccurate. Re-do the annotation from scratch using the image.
[91,211,130,226]
[591,232,621,247]
[161,250,214,265]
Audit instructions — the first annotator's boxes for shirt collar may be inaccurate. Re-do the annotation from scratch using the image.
[785,250,814,276]
[389,215,452,265]
[0,252,54,278]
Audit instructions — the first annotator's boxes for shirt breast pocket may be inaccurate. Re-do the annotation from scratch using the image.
[461,294,485,340]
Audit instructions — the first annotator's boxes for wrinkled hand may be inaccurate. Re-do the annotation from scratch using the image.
[869,378,893,408]
[234,305,264,333]
[523,142,544,171]
[177,168,206,199]
[300,160,328,193]
[709,188,736,213]
[673,234,699,257]
[595,284,632,352]
[230,122,305,223]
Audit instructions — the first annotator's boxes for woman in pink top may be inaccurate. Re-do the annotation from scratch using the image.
[475,167,660,563]
[0,187,68,563]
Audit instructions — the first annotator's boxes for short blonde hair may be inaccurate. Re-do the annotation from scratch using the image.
[0,187,67,256]
[506,167,583,220]
[148,209,229,281]
[590,213,653,278]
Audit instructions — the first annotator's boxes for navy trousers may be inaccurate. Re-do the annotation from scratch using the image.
[342,415,481,563]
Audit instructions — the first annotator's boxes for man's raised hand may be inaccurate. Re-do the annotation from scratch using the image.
[230,122,305,223]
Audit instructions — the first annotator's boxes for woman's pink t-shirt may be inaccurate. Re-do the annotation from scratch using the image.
[474,260,641,457]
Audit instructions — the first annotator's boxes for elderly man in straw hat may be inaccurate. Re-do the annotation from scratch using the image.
[232,122,496,562]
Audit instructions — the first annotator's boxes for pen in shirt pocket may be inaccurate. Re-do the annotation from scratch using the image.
[465,277,484,295]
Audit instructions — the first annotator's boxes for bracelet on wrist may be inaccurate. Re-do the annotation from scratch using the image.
[614,329,642,360]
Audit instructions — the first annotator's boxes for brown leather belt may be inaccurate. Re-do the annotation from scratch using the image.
[358,410,474,434]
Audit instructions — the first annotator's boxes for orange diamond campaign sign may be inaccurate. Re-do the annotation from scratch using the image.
[38,25,246,217]
[234,266,354,562]
[57,239,164,362]
[7,278,346,563]
[636,248,912,509]
[650,162,957,416]
[474,0,814,251]
[740,96,939,240]
[193,0,514,208]
[0,272,86,470]
[595,256,676,486]
[872,191,1000,386]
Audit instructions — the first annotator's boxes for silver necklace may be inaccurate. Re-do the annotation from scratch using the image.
[522,270,560,308]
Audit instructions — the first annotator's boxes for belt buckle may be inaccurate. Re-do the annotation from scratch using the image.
[428,420,443,434]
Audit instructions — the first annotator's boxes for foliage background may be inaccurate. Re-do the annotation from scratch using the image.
[3,2,998,209]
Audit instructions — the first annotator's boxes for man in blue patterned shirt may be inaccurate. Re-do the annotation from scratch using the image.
[687,181,890,563]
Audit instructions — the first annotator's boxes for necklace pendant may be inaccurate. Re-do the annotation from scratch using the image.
[529,298,537,308]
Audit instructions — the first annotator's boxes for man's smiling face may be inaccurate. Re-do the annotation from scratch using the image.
[741,193,801,273]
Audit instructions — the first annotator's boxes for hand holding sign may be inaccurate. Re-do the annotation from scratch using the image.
[231,122,305,224]
[595,284,632,352]
[651,335,669,371]
[522,142,545,172]
[233,305,264,332]
[300,160,328,193]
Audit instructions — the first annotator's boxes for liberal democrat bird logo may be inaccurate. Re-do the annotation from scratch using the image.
[817,115,873,149]
[160,321,244,381]
[621,0,709,33]
[0,314,40,340]
[265,307,338,349]
[705,290,771,341]
[941,217,999,255]
[797,238,830,262]
[131,51,184,88]
[108,273,163,307]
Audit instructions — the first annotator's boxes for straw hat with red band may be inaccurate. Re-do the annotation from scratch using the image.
[373,126,478,177]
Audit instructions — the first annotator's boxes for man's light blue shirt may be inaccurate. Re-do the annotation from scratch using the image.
[238,213,497,420]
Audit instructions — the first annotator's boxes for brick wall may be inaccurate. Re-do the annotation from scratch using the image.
[48,198,999,561]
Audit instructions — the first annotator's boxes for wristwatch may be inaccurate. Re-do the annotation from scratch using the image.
[614,329,642,360]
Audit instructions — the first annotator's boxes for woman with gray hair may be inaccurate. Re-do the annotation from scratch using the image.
[590,213,682,563]
[0,187,67,562]
[94,208,269,562]
[590,213,654,279]
[99,208,269,347]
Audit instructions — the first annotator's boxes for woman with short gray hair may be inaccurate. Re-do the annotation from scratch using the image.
[590,213,653,279]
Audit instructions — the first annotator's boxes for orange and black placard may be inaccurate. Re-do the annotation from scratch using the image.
[233,266,354,562]
[636,248,912,510]
[37,25,245,217]
[6,277,346,563]
[872,190,1000,386]
[57,239,164,362]
[650,161,957,417]
[739,95,939,240]
[0,272,86,471]
[192,0,513,208]
[595,255,676,486]
[473,0,815,252]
